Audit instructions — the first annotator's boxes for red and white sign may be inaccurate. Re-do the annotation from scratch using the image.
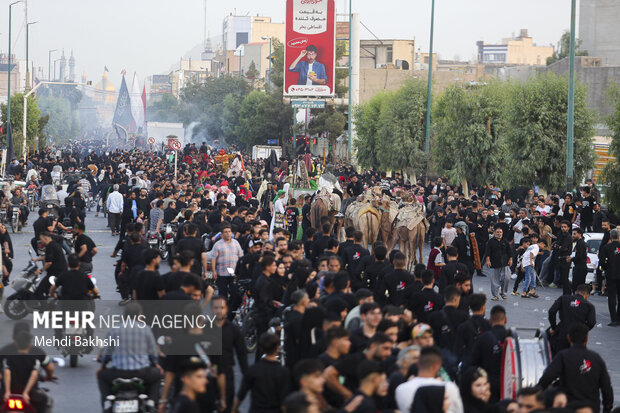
[168,139,182,151]
[284,0,336,97]
[147,137,155,144]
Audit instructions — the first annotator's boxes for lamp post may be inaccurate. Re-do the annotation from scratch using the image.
[6,0,23,162]
[424,0,435,155]
[48,49,57,81]
[26,21,38,90]
[53,58,61,81]
[261,35,272,84]
[566,0,576,192]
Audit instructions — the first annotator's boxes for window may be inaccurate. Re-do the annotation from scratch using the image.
[386,46,393,64]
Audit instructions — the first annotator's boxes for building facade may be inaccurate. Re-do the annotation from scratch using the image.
[579,0,620,66]
[477,29,553,66]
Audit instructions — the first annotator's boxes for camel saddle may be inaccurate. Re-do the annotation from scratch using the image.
[316,187,341,212]
[345,200,380,229]
[394,203,427,231]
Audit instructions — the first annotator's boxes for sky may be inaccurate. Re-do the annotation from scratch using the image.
[0,0,573,90]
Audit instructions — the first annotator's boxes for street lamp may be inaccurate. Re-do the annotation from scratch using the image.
[48,49,57,81]
[261,35,272,84]
[424,0,435,155]
[566,0,577,192]
[26,21,39,90]
[53,58,61,81]
[6,0,23,162]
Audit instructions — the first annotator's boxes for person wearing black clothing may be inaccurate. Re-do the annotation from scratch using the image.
[50,254,98,300]
[311,223,334,265]
[342,231,370,289]
[376,252,413,306]
[360,244,390,292]
[253,256,279,358]
[571,228,588,293]
[580,187,596,232]
[592,203,606,233]
[470,305,508,403]
[323,333,393,407]
[428,286,468,352]
[484,227,512,300]
[210,297,248,413]
[453,293,490,364]
[452,222,472,273]
[440,246,469,293]
[548,284,596,354]
[538,323,613,413]
[284,290,309,369]
[232,332,290,413]
[322,271,357,310]
[33,232,68,299]
[119,232,148,303]
[340,360,386,413]
[301,196,312,240]
[554,220,574,295]
[599,230,620,325]
[595,219,612,294]
[168,357,209,413]
[408,270,444,323]
[133,249,164,302]
[176,223,207,277]
[338,227,355,261]
[74,222,97,275]
[284,198,300,238]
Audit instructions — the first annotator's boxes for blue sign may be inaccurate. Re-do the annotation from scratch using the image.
[267,139,278,145]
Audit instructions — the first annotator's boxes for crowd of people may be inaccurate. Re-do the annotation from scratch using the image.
[0,139,618,413]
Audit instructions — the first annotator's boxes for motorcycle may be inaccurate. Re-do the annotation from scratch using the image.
[40,185,60,219]
[59,218,75,253]
[103,378,156,413]
[232,279,257,353]
[10,205,22,233]
[26,188,37,211]
[48,275,98,368]
[163,224,175,263]
[3,389,54,413]
[0,207,6,224]
[3,250,51,320]
[147,231,168,261]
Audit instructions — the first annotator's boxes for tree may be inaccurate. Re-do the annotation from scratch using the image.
[600,84,620,211]
[220,93,244,146]
[38,95,79,144]
[0,93,42,158]
[375,80,428,174]
[246,61,260,86]
[354,92,391,168]
[236,91,292,150]
[501,73,595,191]
[433,82,507,186]
[309,107,346,157]
[546,30,588,65]
[147,93,180,122]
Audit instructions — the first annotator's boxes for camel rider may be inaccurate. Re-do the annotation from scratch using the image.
[317,164,343,216]
[339,174,364,216]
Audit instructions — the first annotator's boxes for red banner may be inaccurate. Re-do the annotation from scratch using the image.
[284,0,336,97]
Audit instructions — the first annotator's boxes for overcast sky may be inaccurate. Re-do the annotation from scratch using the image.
[0,0,572,89]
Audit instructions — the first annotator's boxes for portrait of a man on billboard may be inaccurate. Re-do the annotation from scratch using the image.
[288,45,328,86]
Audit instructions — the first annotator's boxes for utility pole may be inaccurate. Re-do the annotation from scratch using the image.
[424,0,435,155]
[566,0,576,192]
[7,0,23,161]
[26,21,38,90]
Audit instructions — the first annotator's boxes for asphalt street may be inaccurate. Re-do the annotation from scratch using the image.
[1,210,619,412]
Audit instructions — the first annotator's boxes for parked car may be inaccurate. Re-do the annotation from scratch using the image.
[569,232,603,285]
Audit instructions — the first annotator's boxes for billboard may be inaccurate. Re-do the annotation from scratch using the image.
[284,0,336,97]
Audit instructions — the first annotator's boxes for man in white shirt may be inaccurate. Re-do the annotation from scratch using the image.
[56,185,68,207]
[512,209,528,245]
[395,347,463,413]
[106,184,124,236]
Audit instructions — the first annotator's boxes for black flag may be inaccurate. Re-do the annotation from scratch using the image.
[112,75,133,130]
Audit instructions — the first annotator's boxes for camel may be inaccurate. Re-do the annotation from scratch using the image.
[390,197,428,270]
[310,192,344,242]
[343,187,386,249]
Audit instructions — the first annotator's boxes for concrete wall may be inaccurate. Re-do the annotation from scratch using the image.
[250,21,285,45]
[579,0,620,66]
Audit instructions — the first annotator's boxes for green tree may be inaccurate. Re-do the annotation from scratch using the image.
[246,61,260,83]
[432,82,507,185]
[38,95,79,144]
[309,107,346,157]
[220,93,244,146]
[600,84,620,211]
[375,80,428,174]
[147,93,180,122]
[236,91,292,150]
[501,73,595,191]
[546,30,588,65]
[0,93,42,158]
[354,91,391,168]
